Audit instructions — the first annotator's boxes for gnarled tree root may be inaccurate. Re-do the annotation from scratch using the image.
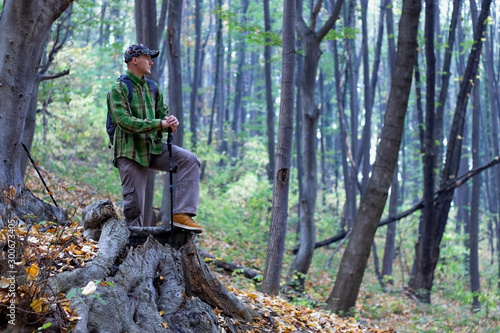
[48,200,257,333]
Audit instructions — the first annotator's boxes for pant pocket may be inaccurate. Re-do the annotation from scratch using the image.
[122,186,140,219]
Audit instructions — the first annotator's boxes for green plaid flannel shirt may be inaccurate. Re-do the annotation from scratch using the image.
[107,70,169,167]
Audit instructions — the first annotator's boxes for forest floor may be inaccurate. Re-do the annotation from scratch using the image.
[1,167,499,332]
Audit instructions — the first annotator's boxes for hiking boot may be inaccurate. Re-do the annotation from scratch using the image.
[173,214,203,233]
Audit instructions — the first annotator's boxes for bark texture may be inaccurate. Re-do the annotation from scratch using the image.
[47,201,256,333]
[326,0,421,315]
[0,0,73,226]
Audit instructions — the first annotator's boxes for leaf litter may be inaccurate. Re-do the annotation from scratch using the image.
[0,166,398,331]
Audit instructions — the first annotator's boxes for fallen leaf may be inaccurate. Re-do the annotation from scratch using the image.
[81,281,97,295]
[30,298,44,313]
[26,263,40,282]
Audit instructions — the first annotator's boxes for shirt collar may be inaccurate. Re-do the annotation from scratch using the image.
[125,70,146,85]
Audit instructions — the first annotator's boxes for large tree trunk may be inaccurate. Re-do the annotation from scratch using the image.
[0,0,72,226]
[47,200,256,333]
[326,0,421,315]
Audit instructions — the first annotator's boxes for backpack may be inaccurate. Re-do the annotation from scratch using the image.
[106,74,158,147]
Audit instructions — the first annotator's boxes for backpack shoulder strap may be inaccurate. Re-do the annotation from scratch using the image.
[146,78,158,102]
[119,74,133,103]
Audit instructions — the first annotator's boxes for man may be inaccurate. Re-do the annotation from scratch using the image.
[107,43,203,233]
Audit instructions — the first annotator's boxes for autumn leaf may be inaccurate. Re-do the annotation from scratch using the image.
[26,263,40,282]
[30,298,44,313]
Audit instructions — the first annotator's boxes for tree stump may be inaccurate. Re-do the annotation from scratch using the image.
[48,200,257,333]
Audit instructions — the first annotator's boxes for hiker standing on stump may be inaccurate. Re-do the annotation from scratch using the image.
[106,43,203,233]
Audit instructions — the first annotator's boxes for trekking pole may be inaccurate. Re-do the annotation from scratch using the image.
[22,142,59,208]
[167,128,174,246]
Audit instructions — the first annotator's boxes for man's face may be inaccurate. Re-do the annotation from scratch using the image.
[132,54,153,76]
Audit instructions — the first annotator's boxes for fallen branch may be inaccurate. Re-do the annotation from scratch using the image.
[199,249,261,281]
[298,155,500,251]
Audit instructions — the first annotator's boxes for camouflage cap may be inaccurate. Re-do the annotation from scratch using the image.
[124,44,159,63]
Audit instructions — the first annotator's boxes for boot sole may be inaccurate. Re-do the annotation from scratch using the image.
[173,222,203,233]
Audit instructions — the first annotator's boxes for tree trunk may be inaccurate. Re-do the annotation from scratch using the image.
[294,38,304,242]
[358,0,386,193]
[469,82,481,311]
[166,0,184,146]
[326,0,421,315]
[434,0,462,167]
[189,0,202,150]
[47,200,256,333]
[288,0,344,292]
[331,37,353,229]
[263,0,275,183]
[0,0,73,225]
[382,168,399,283]
[416,0,438,304]
[231,0,249,158]
[261,0,296,295]
[215,0,226,159]
[408,0,493,302]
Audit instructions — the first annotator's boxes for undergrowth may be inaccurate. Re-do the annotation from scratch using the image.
[7,154,500,333]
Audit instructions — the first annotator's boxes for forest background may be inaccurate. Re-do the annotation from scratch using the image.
[1,0,500,331]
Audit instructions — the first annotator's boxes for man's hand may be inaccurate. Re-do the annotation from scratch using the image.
[161,115,179,132]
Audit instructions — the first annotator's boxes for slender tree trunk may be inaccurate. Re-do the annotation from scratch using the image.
[264,0,275,183]
[294,38,304,242]
[326,0,421,315]
[287,0,344,291]
[358,0,386,192]
[409,0,493,302]
[469,82,481,311]
[261,0,296,295]
[231,0,249,158]
[414,0,437,303]
[189,0,202,150]
[135,0,159,227]
[483,15,500,301]
[382,168,399,283]
[216,0,226,159]
[344,0,359,226]
[332,37,352,229]
[435,0,462,166]
[468,0,481,309]
[166,0,184,146]
[201,1,223,179]
[381,0,398,283]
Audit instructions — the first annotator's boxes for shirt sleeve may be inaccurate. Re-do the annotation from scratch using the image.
[108,81,162,134]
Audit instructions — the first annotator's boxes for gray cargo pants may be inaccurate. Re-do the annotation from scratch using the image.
[116,143,200,227]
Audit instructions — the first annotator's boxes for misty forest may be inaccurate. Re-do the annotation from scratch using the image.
[0,0,500,332]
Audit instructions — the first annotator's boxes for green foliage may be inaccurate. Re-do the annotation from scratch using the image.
[324,27,360,41]
[219,9,282,46]
[33,322,52,333]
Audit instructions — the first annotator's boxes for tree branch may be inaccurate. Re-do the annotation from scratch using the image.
[316,0,344,42]
[40,69,70,81]
[300,155,500,250]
